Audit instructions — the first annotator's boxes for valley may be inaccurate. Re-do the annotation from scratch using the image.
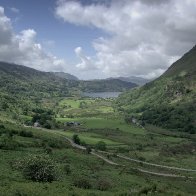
[0,1,196,195]
[0,95,195,195]
[0,46,196,195]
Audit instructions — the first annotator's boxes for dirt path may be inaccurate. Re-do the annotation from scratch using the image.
[60,134,191,177]
[136,168,188,178]
[117,155,196,172]
[26,127,194,178]
[44,130,119,165]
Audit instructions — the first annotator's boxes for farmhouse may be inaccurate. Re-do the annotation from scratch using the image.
[34,122,40,127]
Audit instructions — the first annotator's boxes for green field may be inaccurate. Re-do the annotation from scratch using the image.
[0,97,196,195]
[0,122,196,196]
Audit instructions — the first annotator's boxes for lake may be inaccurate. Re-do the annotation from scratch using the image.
[82,92,122,98]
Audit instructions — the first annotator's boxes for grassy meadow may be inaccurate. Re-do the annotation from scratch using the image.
[0,97,196,195]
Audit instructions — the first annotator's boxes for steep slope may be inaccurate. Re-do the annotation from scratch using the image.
[0,62,78,115]
[0,62,79,97]
[116,46,196,133]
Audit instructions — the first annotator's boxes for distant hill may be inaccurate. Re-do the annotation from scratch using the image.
[109,76,151,86]
[52,72,78,80]
[116,45,196,133]
[0,62,78,115]
[0,62,138,116]
[79,79,137,92]
[0,62,78,97]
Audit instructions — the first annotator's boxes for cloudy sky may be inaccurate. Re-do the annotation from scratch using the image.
[0,0,196,79]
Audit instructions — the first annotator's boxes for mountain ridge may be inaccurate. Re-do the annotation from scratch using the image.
[108,76,151,86]
[116,45,196,133]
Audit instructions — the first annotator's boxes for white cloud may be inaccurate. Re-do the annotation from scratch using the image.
[56,0,196,78]
[10,7,20,14]
[0,6,66,72]
[74,46,97,71]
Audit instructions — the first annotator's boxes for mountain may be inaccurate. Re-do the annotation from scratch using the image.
[52,72,78,80]
[0,61,78,115]
[116,45,196,133]
[109,76,151,86]
[0,62,78,97]
[79,79,137,92]
[0,62,138,117]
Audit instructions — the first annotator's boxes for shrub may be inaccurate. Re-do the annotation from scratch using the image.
[95,141,106,151]
[86,146,92,154]
[63,164,71,175]
[73,177,92,189]
[0,124,5,129]
[46,139,67,149]
[43,122,52,129]
[44,146,53,154]
[0,135,19,150]
[72,134,80,145]
[19,130,33,138]
[80,140,87,146]
[20,154,57,182]
[96,179,112,191]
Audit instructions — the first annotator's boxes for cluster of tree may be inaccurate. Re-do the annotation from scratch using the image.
[141,104,195,134]
[31,108,56,129]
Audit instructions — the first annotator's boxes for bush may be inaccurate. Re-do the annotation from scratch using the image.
[96,179,112,191]
[45,139,67,149]
[95,141,106,151]
[86,146,92,154]
[63,164,71,175]
[73,177,92,189]
[43,122,52,129]
[72,134,80,145]
[0,124,5,129]
[19,130,33,138]
[19,154,57,182]
[0,135,19,150]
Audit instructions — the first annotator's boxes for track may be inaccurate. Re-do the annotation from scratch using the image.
[27,127,195,178]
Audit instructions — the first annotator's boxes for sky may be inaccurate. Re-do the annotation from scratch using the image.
[0,0,196,79]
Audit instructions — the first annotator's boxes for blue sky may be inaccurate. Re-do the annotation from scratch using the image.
[0,0,102,62]
[0,0,196,79]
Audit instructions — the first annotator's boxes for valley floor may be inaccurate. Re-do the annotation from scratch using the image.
[0,97,195,195]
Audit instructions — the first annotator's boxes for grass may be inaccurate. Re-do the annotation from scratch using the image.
[58,130,123,146]
[57,117,146,135]
[0,121,196,195]
[1,96,196,195]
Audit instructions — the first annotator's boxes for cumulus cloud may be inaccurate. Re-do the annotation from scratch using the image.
[74,47,97,71]
[0,6,66,72]
[56,0,196,78]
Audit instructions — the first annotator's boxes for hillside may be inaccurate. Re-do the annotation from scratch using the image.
[79,79,137,92]
[109,76,151,86]
[116,45,196,133]
[0,62,79,116]
[0,62,79,97]
[52,72,79,80]
[0,62,137,117]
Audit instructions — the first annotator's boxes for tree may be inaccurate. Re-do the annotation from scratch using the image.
[72,134,80,145]
[21,154,57,182]
[86,146,92,154]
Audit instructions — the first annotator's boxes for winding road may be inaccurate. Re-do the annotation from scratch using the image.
[27,126,195,178]
[117,155,196,172]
